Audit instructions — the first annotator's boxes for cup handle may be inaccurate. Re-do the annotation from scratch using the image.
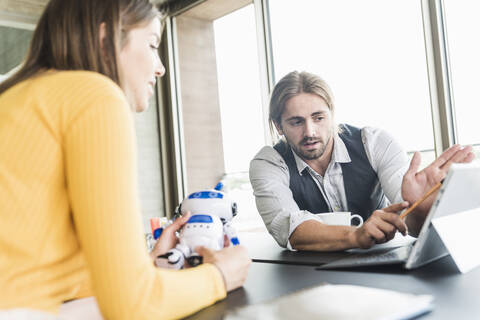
[351,214,363,227]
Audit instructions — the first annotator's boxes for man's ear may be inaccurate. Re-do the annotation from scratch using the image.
[274,121,284,136]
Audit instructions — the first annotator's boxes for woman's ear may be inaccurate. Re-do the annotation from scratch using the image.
[99,22,107,55]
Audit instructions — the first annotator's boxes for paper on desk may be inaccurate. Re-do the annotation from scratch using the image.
[347,232,416,254]
[225,284,434,320]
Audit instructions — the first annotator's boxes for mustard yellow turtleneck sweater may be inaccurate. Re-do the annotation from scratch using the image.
[0,70,226,319]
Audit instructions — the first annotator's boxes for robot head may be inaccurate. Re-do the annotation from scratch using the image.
[177,182,237,223]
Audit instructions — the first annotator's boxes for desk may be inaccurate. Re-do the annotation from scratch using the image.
[239,231,348,265]
[187,232,480,320]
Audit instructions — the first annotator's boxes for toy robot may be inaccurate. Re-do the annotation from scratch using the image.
[154,182,239,269]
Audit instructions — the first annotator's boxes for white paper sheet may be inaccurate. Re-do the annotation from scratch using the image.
[225,284,434,320]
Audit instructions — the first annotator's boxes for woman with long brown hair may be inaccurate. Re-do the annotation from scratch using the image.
[0,0,250,318]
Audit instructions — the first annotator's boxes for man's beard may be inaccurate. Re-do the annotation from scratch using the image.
[287,128,333,161]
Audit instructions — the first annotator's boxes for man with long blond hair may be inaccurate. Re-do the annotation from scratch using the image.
[250,71,474,252]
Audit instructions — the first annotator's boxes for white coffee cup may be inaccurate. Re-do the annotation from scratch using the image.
[317,212,363,227]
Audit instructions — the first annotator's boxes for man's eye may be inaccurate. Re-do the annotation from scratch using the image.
[315,117,324,121]
[291,121,302,126]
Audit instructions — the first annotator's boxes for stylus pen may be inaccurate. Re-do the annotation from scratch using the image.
[400,181,443,219]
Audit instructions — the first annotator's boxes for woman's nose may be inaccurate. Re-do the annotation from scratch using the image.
[155,57,166,77]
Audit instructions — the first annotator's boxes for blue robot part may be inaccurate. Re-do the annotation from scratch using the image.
[188,191,223,199]
[154,184,239,270]
[187,214,214,223]
[153,228,163,240]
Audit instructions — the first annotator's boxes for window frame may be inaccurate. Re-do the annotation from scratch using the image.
[159,0,463,215]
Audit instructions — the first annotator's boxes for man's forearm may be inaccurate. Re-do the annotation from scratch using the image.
[288,220,358,251]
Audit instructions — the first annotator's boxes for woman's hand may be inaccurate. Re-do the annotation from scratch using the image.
[196,245,251,292]
[149,212,191,261]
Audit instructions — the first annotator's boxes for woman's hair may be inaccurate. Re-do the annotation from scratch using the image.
[0,0,159,95]
[269,71,336,138]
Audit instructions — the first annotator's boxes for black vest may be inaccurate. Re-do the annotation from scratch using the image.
[273,124,386,221]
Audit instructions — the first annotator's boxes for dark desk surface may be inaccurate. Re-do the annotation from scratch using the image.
[239,231,349,265]
[187,232,480,320]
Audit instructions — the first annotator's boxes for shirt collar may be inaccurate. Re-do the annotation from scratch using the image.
[290,134,352,175]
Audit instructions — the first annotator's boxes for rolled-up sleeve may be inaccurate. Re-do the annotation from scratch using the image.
[362,127,410,204]
[249,147,321,248]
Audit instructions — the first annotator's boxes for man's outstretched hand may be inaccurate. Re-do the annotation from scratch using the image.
[401,144,474,216]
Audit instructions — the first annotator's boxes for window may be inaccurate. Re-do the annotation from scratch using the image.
[135,100,166,233]
[214,5,265,174]
[269,0,435,166]
[174,1,267,231]
[0,25,33,79]
[214,5,267,230]
[443,0,480,157]
[168,0,474,232]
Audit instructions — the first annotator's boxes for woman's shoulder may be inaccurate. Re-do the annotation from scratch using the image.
[27,70,129,125]
[40,70,122,95]
[33,70,128,111]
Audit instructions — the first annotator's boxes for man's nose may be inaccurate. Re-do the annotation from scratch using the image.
[304,119,316,137]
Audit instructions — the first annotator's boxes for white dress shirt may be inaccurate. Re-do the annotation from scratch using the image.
[249,126,409,249]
